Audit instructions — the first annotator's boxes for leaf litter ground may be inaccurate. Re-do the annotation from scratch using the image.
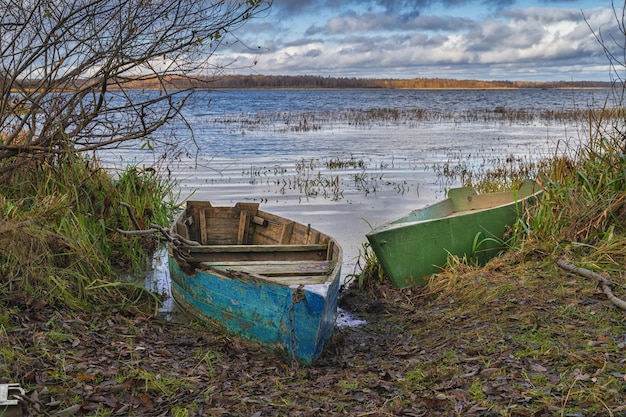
[3,249,626,416]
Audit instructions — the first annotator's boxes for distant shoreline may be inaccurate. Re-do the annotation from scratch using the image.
[182,74,611,90]
[14,74,612,92]
[100,75,615,90]
[203,86,610,91]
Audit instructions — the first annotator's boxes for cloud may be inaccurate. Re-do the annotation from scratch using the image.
[270,0,323,14]
[272,0,427,19]
[324,12,397,33]
[223,1,615,81]
[306,11,474,35]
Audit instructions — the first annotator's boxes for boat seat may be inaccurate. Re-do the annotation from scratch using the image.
[201,259,332,276]
[184,244,328,253]
[200,260,334,285]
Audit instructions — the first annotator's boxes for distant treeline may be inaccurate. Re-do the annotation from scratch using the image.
[14,74,612,91]
[178,75,612,90]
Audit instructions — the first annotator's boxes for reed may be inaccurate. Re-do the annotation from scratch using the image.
[324,155,366,170]
[0,151,178,310]
[241,156,397,200]
[347,242,386,292]
[213,106,609,134]
[529,130,626,272]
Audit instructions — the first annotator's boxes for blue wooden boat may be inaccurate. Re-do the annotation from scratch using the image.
[167,201,342,364]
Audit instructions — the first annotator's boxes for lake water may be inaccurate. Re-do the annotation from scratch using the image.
[102,88,612,310]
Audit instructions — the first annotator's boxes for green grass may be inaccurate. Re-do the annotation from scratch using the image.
[0,151,178,310]
[346,242,387,292]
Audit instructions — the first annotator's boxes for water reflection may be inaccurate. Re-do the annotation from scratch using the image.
[336,308,367,328]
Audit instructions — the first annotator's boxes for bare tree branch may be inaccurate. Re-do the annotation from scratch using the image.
[584,1,626,153]
[557,259,626,311]
[0,0,270,173]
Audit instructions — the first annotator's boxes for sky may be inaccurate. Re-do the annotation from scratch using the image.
[219,0,618,82]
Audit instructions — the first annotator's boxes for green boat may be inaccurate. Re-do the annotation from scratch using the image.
[366,179,543,287]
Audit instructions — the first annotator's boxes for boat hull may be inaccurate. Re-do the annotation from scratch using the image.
[168,255,341,364]
[366,180,542,287]
[167,202,342,364]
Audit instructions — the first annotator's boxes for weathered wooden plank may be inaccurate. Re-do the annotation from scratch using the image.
[251,215,268,226]
[204,208,242,245]
[185,202,261,245]
[188,251,326,263]
[174,220,189,240]
[201,265,269,282]
[237,211,249,245]
[184,244,328,253]
[198,208,208,245]
[279,221,295,244]
[306,229,320,244]
[186,201,215,209]
[252,220,284,245]
[233,202,261,214]
[204,207,241,218]
[326,240,334,261]
[262,275,329,285]
[203,260,332,276]
[200,263,330,285]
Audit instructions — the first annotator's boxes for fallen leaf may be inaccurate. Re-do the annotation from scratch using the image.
[155,348,172,357]
[529,362,547,373]
[574,373,591,381]
[139,393,154,410]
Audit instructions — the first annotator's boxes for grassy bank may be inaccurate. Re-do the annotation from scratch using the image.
[348,104,626,415]
[0,152,178,311]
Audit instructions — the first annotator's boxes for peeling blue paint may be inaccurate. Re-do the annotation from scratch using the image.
[168,254,341,365]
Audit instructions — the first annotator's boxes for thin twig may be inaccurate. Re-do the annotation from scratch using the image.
[150,223,200,246]
[115,228,158,236]
[149,223,175,242]
[115,224,201,248]
[119,202,141,230]
[117,203,201,247]
[557,258,626,311]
